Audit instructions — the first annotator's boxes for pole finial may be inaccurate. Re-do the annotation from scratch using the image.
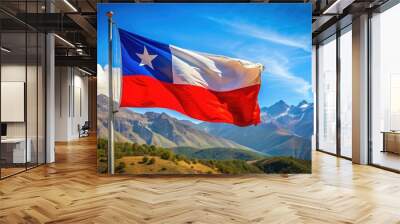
[106,11,113,18]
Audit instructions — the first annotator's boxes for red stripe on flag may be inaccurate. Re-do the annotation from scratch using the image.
[120,75,261,126]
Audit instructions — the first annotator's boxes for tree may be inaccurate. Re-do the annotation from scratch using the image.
[161,151,172,160]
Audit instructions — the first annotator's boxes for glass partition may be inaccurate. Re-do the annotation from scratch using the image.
[0,1,46,179]
[27,31,38,169]
[1,30,28,177]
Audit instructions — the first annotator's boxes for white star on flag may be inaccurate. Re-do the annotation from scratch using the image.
[136,46,157,69]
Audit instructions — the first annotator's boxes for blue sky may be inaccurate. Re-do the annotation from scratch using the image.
[98,3,312,122]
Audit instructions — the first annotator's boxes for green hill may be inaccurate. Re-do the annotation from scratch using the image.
[98,139,311,174]
[172,146,266,161]
[253,157,311,174]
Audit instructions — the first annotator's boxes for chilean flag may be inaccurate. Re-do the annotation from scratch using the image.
[118,29,263,126]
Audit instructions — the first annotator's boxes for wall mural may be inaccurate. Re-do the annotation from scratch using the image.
[97,3,313,175]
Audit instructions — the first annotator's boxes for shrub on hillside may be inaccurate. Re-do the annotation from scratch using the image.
[160,151,172,160]
[115,162,126,173]
[140,156,149,164]
[254,157,311,173]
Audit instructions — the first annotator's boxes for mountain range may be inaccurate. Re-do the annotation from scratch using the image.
[198,100,313,160]
[97,94,313,160]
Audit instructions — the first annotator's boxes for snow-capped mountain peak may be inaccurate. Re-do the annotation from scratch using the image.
[259,100,314,138]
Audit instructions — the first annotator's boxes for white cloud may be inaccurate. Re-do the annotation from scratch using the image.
[207,17,310,52]
[97,64,122,102]
[255,55,311,99]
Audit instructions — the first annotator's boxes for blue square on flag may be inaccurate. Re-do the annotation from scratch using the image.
[119,29,173,83]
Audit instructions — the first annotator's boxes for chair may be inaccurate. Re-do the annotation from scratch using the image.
[78,121,90,138]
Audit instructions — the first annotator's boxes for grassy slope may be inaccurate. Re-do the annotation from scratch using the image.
[116,156,220,174]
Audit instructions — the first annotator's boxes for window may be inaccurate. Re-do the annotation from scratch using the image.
[317,36,337,154]
[339,28,352,158]
[370,2,400,171]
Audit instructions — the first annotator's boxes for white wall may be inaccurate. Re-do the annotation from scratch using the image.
[55,66,69,141]
[55,67,89,141]
[1,64,26,139]
[1,65,42,139]
[74,73,89,137]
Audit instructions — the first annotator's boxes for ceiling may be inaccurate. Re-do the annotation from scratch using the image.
[0,0,391,75]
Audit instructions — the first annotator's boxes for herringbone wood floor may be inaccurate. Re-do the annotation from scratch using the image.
[1,136,400,224]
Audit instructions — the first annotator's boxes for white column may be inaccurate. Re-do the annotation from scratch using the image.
[352,14,369,164]
[45,0,56,163]
[46,32,55,163]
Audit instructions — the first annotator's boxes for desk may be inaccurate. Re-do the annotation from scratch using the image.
[1,138,31,164]
[382,131,400,154]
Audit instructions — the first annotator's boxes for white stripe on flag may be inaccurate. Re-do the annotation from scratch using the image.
[170,45,263,92]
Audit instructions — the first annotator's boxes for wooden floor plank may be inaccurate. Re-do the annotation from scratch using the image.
[1,135,400,223]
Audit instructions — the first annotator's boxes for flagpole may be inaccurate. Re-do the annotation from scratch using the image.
[106,11,115,175]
